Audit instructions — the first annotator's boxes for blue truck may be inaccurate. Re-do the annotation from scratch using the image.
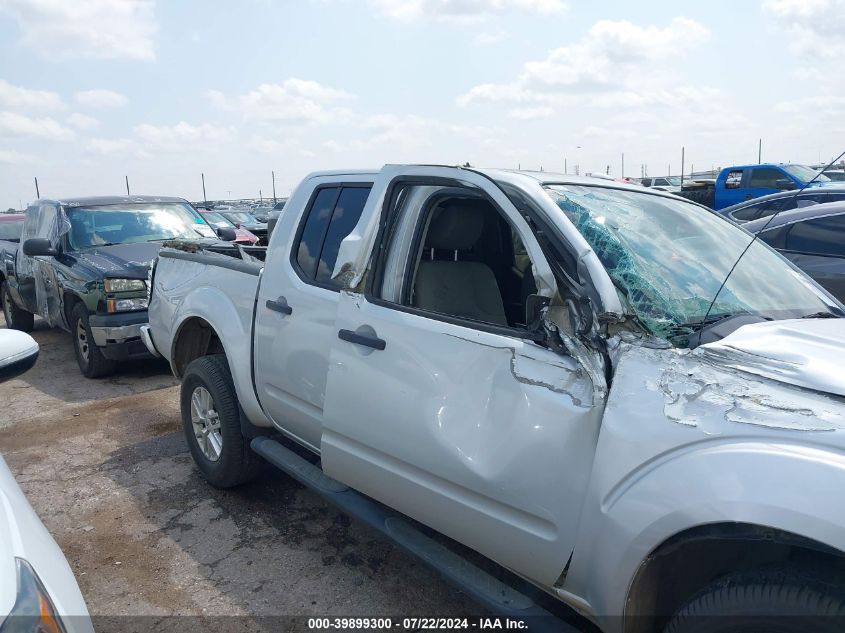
[680,163,833,210]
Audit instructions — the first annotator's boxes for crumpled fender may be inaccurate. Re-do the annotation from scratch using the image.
[561,342,845,629]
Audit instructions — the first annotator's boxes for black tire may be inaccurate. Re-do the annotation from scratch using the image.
[664,566,845,633]
[180,354,261,488]
[1,281,34,332]
[71,303,116,378]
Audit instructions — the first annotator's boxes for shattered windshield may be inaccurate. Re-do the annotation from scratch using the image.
[544,185,838,345]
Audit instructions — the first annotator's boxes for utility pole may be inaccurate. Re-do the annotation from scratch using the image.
[680,147,685,188]
[34,177,40,199]
[621,152,624,179]
[259,189,263,202]
[201,173,207,203]
[564,158,567,174]
[758,139,762,164]
[272,171,277,204]
[125,176,130,196]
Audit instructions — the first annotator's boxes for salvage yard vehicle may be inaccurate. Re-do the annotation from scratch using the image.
[744,200,845,303]
[1,195,234,378]
[718,185,845,224]
[196,209,260,245]
[0,329,93,633]
[216,210,268,245]
[680,163,836,210]
[147,165,845,633]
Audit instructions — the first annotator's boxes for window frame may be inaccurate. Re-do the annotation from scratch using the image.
[364,176,549,341]
[289,181,373,292]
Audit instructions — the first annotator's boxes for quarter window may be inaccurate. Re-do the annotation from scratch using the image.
[724,170,744,189]
[731,202,764,221]
[294,185,372,288]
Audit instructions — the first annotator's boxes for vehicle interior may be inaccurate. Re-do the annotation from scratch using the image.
[397,192,538,329]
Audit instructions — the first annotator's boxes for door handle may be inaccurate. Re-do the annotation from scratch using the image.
[266,297,292,315]
[338,329,386,350]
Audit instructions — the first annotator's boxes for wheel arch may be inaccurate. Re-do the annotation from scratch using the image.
[623,521,845,633]
[171,316,226,378]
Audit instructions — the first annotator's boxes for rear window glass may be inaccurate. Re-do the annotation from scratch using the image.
[315,187,371,286]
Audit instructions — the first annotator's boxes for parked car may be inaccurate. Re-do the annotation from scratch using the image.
[639,175,682,193]
[744,201,845,303]
[0,329,93,633]
[679,163,835,210]
[1,195,233,378]
[267,199,288,237]
[196,210,259,245]
[719,185,845,223]
[249,206,273,223]
[146,165,845,633]
[821,169,845,182]
[217,210,268,245]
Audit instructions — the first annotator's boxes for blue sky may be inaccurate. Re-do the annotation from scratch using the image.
[1,0,844,209]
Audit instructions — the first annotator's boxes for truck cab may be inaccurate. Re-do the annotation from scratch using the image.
[715,163,831,210]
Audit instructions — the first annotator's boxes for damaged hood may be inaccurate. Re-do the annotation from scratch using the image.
[697,318,845,397]
[72,242,161,279]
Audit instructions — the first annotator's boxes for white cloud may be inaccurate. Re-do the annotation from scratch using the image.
[0,79,64,111]
[0,0,157,61]
[85,137,133,155]
[775,95,845,114]
[133,121,235,151]
[67,112,99,130]
[458,17,711,113]
[75,89,128,108]
[509,106,554,120]
[0,111,74,140]
[0,148,39,164]
[208,79,355,125]
[763,0,845,58]
[370,0,567,22]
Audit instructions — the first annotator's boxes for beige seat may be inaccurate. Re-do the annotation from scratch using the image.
[413,203,508,326]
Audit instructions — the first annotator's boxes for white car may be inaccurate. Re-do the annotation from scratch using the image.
[0,330,92,633]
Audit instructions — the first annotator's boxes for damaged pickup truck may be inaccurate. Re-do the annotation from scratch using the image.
[146,166,845,633]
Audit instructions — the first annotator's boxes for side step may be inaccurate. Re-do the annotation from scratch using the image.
[251,436,579,633]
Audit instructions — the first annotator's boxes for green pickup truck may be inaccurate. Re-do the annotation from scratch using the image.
[0,196,225,377]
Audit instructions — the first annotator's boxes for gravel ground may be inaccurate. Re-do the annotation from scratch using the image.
[0,315,493,630]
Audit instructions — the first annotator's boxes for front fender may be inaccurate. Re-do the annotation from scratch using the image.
[565,440,845,624]
[563,342,845,630]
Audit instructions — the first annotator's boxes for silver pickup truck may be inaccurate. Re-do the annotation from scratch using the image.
[145,165,845,633]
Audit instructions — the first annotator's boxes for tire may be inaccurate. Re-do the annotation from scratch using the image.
[180,354,261,488]
[71,303,116,378]
[1,281,34,332]
[664,566,845,633]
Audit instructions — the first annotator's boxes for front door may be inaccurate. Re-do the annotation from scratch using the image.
[321,169,605,585]
[253,178,374,450]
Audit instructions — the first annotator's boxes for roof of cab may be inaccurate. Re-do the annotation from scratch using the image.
[33,195,190,207]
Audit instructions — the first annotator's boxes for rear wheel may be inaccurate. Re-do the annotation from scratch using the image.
[180,354,261,488]
[71,303,116,378]
[664,566,845,633]
[1,281,34,332]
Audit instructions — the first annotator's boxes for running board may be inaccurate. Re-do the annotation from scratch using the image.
[250,436,577,633]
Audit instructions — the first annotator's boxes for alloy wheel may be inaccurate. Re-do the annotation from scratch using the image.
[190,386,223,462]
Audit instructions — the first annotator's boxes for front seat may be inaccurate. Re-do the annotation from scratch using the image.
[413,202,508,326]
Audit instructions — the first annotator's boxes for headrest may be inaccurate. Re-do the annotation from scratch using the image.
[424,200,487,251]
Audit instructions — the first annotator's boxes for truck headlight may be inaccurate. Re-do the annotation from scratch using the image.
[106,298,148,313]
[103,278,145,293]
[0,558,66,633]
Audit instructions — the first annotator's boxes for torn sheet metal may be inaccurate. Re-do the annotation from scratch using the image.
[697,318,845,398]
[610,339,845,433]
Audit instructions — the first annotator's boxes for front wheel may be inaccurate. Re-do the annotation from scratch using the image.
[664,566,845,633]
[2,281,34,332]
[180,354,261,488]
[71,303,116,378]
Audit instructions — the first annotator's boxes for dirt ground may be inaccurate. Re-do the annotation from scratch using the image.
[0,316,491,629]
